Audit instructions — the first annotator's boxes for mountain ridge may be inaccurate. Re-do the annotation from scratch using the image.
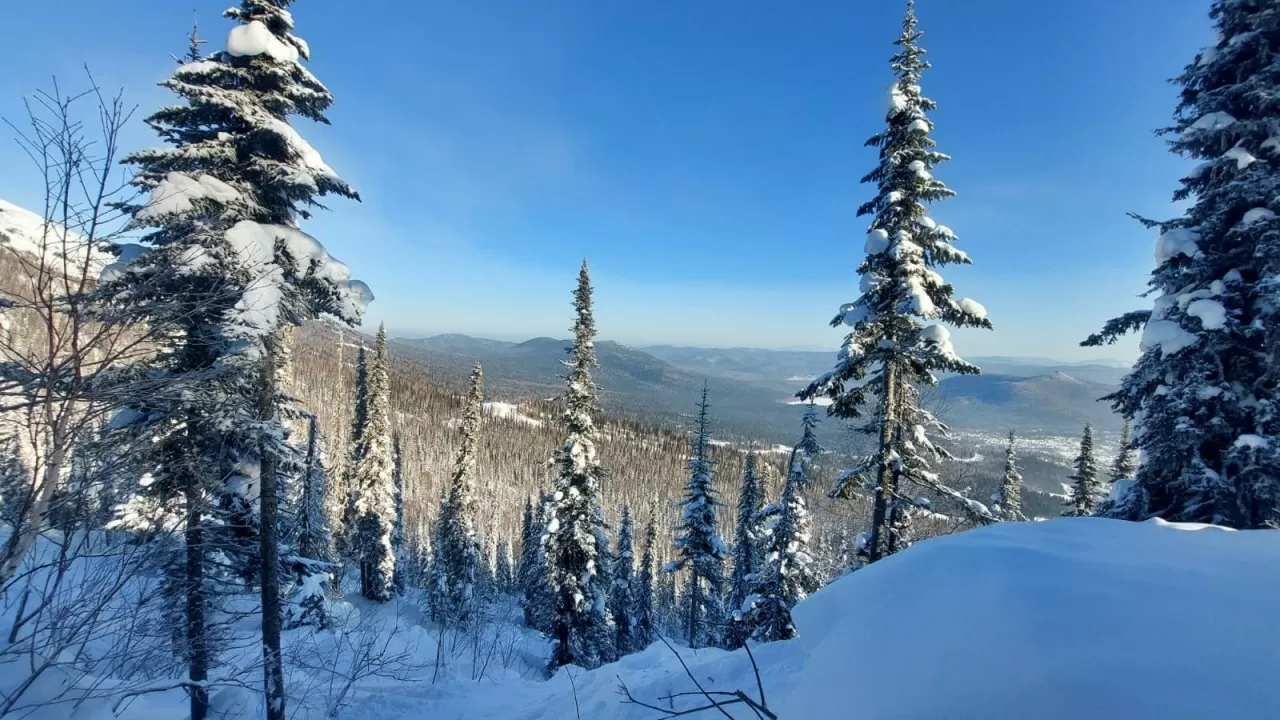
[395,333,1126,439]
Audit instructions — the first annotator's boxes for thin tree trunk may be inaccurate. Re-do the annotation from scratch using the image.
[300,417,318,562]
[0,437,66,588]
[867,362,898,563]
[184,464,209,720]
[687,574,699,648]
[258,350,286,720]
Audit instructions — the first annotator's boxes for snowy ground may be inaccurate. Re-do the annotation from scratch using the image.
[952,427,1125,465]
[5,518,1277,719]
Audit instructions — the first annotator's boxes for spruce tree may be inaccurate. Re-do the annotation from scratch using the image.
[338,345,368,556]
[287,415,335,629]
[480,534,497,601]
[350,346,369,453]
[517,498,541,628]
[1064,424,1102,517]
[104,4,367,716]
[1098,420,1138,517]
[609,506,639,656]
[995,430,1025,521]
[632,507,658,650]
[1110,419,1137,484]
[1083,0,1280,528]
[543,261,616,671]
[797,0,993,564]
[531,492,558,634]
[348,325,396,600]
[747,405,822,643]
[725,452,764,649]
[655,568,678,637]
[392,432,406,593]
[666,385,729,649]
[495,537,514,594]
[430,362,485,625]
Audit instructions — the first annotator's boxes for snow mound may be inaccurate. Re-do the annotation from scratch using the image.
[1140,319,1198,356]
[445,518,1280,720]
[1154,227,1200,265]
[777,518,1280,718]
[92,520,1273,719]
[226,20,299,63]
[136,172,241,221]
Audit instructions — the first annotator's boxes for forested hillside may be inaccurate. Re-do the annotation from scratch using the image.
[0,0,1276,718]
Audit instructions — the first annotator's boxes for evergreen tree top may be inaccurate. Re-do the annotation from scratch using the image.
[890,0,927,85]
[788,403,823,491]
[562,259,600,442]
[1003,430,1022,482]
[800,0,991,418]
[672,386,729,567]
[686,383,720,492]
[616,506,635,555]
[131,0,357,215]
[1110,420,1136,482]
[112,0,371,353]
[737,453,762,516]
[1070,424,1098,480]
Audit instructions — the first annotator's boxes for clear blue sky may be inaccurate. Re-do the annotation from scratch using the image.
[0,0,1212,361]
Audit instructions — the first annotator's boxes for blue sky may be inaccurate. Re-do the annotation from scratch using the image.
[0,0,1212,361]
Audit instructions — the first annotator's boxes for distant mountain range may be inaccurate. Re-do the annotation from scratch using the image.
[393,334,1128,444]
[392,334,810,444]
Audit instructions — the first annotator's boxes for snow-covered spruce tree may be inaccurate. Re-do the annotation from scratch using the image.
[430,362,485,625]
[609,506,640,656]
[338,344,368,556]
[665,384,730,649]
[480,534,497,602]
[286,415,336,629]
[392,432,406,593]
[348,325,396,600]
[520,492,557,634]
[350,346,370,449]
[543,261,616,671]
[1064,424,1102,517]
[496,537,514,594]
[104,4,368,716]
[1083,0,1280,528]
[1111,419,1137,484]
[724,452,764,649]
[655,566,678,637]
[994,430,1025,521]
[517,498,541,627]
[1097,420,1138,517]
[798,0,993,563]
[746,404,822,643]
[632,506,658,649]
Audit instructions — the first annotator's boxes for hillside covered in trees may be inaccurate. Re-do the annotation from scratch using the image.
[0,0,1276,718]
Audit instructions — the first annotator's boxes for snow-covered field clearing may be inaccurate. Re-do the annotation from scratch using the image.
[3,518,1275,719]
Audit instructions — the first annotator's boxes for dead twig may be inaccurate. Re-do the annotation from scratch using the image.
[615,635,776,719]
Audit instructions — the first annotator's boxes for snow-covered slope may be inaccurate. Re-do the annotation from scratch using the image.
[392,518,1277,720]
[777,518,1279,719]
[250,518,1278,719]
[0,198,102,273]
[16,519,1277,719]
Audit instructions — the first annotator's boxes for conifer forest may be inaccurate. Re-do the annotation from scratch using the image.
[0,1,1277,718]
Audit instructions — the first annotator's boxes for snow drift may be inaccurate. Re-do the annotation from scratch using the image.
[12,519,1277,718]
[503,518,1280,720]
